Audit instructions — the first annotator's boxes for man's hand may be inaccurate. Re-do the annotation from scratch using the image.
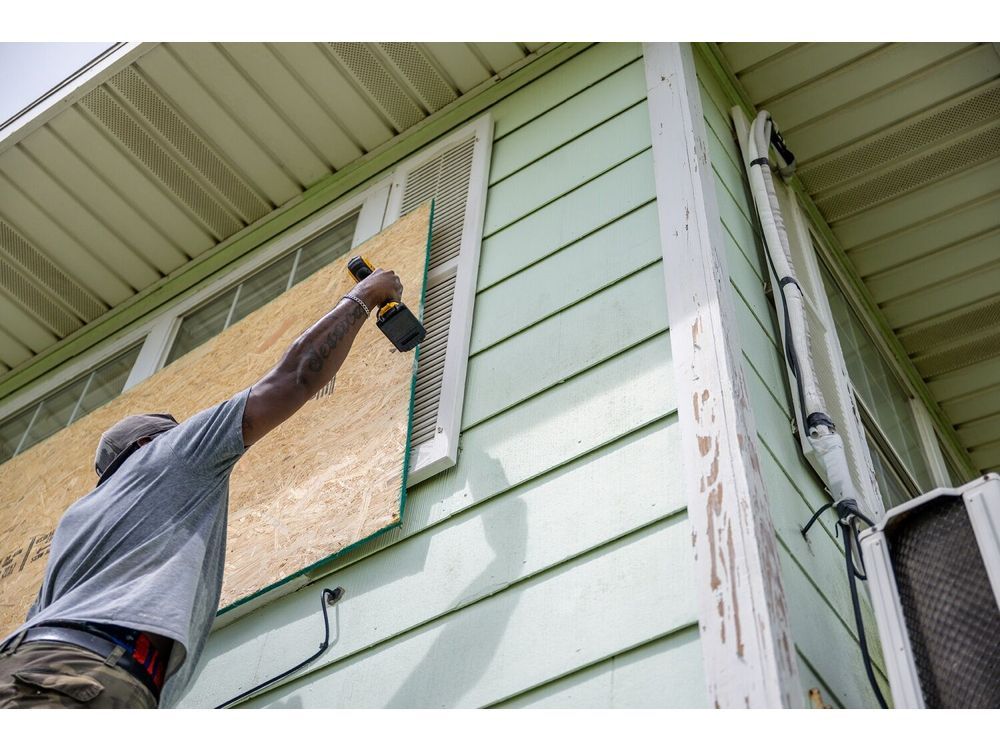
[353,268,403,312]
[241,268,404,447]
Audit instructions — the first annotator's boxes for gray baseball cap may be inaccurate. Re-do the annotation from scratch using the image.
[94,413,178,485]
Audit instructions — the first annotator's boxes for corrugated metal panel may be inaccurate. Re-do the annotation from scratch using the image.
[721,42,1000,473]
[0,42,541,378]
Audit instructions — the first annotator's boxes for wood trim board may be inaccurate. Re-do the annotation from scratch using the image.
[0,204,431,636]
[643,42,802,707]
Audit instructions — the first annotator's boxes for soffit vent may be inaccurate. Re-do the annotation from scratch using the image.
[0,252,82,337]
[328,43,425,133]
[901,295,1000,355]
[0,218,106,321]
[800,81,1000,194]
[400,137,475,272]
[107,66,272,224]
[81,86,243,240]
[377,43,458,113]
[816,123,1000,222]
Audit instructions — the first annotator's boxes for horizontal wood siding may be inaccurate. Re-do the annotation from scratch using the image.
[178,43,705,708]
[694,48,891,708]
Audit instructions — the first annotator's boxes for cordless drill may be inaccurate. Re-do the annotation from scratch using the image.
[347,256,426,352]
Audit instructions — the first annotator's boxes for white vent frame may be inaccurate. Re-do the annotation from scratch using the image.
[383,114,493,486]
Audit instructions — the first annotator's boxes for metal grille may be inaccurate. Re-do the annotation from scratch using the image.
[401,137,475,272]
[0,218,106,320]
[108,66,271,223]
[913,327,1000,379]
[328,43,424,133]
[378,43,457,112]
[410,271,456,446]
[900,295,1000,355]
[0,253,81,336]
[817,124,1000,222]
[800,82,1000,193]
[887,495,1000,707]
[81,86,242,239]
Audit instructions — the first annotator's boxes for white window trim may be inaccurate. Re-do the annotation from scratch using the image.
[0,178,391,429]
[382,114,493,486]
[126,178,393,386]
[0,325,151,422]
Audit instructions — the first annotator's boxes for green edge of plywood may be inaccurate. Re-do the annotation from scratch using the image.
[218,200,435,617]
[216,200,434,617]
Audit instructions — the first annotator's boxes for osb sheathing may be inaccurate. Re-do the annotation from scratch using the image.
[0,204,431,636]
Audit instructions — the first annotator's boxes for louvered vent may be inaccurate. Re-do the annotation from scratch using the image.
[0,219,106,321]
[0,254,81,337]
[377,43,457,112]
[800,82,1000,193]
[80,86,242,239]
[897,295,1000,379]
[328,43,425,133]
[398,136,476,452]
[107,66,271,224]
[817,124,1000,222]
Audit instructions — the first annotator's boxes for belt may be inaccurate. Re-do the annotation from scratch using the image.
[19,623,165,701]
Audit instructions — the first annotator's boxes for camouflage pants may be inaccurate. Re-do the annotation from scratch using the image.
[0,640,156,709]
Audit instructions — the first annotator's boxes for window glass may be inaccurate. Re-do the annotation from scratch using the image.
[292,218,357,285]
[165,213,358,366]
[0,406,37,463]
[941,443,968,487]
[866,433,914,509]
[24,381,86,447]
[819,263,934,492]
[229,254,296,327]
[77,346,143,418]
[0,342,143,465]
[164,289,237,367]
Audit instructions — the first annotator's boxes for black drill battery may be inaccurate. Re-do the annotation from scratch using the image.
[347,256,426,353]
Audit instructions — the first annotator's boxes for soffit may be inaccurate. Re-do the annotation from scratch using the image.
[720,42,1000,473]
[0,42,545,376]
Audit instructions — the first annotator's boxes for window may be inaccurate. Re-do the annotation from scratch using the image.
[164,213,359,366]
[0,342,143,464]
[819,261,935,502]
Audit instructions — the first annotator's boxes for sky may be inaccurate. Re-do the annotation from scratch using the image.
[0,42,114,126]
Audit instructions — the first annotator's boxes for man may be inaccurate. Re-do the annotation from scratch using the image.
[0,267,403,709]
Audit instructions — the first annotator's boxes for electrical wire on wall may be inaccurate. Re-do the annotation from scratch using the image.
[738,109,888,709]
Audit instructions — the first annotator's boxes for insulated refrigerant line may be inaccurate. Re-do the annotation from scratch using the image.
[740,110,887,708]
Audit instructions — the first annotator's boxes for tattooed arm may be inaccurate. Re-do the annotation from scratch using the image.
[241,268,403,447]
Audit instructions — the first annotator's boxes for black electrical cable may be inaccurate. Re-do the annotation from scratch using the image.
[802,503,888,708]
[215,586,344,709]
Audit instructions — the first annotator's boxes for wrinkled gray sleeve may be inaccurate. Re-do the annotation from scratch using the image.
[163,387,252,478]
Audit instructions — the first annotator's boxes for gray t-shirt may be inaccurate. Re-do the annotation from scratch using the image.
[1,387,251,708]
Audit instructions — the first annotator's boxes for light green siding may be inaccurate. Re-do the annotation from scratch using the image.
[694,48,891,708]
[178,43,706,709]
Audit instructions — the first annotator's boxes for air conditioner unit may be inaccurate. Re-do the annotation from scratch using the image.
[859,473,1000,708]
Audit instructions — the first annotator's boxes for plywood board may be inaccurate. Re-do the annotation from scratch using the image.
[0,204,431,636]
